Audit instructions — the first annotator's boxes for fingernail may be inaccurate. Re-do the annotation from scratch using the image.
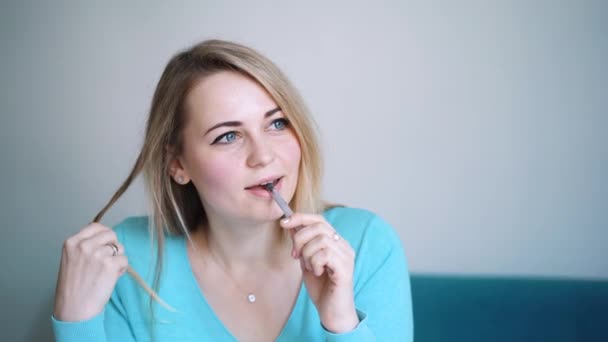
[281,217,290,224]
[291,249,297,258]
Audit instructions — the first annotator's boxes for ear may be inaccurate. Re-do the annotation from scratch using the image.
[166,145,191,185]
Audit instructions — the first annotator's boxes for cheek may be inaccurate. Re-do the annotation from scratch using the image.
[195,155,238,193]
[284,135,302,170]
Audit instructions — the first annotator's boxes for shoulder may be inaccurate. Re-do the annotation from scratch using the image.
[322,206,402,253]
[111,216,172,271]
[112,216,153,253]
[323,207,409,293]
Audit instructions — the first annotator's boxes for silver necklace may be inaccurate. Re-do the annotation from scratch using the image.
[207,250,258,303]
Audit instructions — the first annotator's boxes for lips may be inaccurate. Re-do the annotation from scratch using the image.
[245,176,283,190]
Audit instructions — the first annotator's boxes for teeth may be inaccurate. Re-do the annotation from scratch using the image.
[260,178,278,187]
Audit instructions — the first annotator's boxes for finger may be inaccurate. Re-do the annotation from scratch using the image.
[91,230,125,256]
[90,229,120,247]
[280,213,327,230]
[114,241,125,256]
[309,248,330,277]
[289,229,298,258]
[76,223,111,240]
[116,255,129,273]
[327,232,353,260]
[299,233,333,270]
[310,245,352,282]
[292,222,335,258]
[80,230,122,257]
[298,255,309,274]
[300,233,349,273]
[64,223,107,249]
[105,255,129,276]
[95,240,125,258]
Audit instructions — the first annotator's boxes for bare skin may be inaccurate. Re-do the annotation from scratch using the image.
[186,227,302,341]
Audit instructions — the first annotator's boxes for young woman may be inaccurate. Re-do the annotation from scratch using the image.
[52,39,413,341]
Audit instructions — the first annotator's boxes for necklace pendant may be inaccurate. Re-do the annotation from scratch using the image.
[247,293,256,303]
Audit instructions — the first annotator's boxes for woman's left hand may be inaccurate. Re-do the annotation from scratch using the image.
[280,213,359,333]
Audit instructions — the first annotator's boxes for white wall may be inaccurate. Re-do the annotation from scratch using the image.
[1,1,606,340]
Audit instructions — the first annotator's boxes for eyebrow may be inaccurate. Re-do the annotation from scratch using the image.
[204,107,282,136]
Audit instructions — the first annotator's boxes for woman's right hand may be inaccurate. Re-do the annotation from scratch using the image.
[53,223,128,322]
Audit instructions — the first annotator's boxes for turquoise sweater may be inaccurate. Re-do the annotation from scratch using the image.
[52,207,413,341]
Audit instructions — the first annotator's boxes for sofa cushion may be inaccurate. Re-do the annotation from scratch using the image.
[410,274,608,342]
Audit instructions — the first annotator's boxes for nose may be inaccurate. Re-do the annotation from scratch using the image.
[246,135,275,168]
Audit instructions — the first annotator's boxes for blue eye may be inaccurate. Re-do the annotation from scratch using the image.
[271,118,289,130]
[212,131,238,145]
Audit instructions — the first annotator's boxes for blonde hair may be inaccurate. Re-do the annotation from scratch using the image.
[91,39,325,315]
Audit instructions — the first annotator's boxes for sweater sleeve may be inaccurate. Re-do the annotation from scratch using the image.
[51,290,136,342]
[324,213,414,341]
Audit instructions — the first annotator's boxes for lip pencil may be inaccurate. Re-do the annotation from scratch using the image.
[262,183,294,219]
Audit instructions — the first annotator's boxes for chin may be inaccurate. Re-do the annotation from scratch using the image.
[232,204,284,224]
[260,206,286,222]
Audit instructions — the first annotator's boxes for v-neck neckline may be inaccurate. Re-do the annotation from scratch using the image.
[179,237,306,341]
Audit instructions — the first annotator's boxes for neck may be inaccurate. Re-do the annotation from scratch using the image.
[193,215,291,271]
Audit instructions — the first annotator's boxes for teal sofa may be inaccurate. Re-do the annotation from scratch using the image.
[410,274,608,342]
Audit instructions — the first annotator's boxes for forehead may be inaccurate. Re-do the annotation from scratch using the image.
[184,71,278,127]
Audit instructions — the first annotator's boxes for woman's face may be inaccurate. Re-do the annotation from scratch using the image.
[176,71,301,223]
